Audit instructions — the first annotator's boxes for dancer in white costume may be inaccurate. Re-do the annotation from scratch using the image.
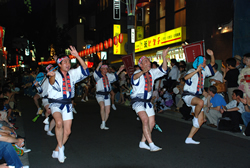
[34,64,56,136]
[47,46,89,163]
[182,49,215,144]
[130,48,169,152]
[94,62,124,130]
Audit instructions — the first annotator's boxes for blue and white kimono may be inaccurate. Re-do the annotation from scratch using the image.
[130,66,167,110]
[48,66,89,112]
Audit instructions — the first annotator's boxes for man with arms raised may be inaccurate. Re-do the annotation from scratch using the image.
[130,48,170,152]
[47,46,89,163]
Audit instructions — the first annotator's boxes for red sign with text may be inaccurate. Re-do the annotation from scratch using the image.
[121,54,134,78]
[182,41,204,63]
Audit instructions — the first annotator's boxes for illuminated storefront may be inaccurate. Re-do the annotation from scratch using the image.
[134,27,186,66]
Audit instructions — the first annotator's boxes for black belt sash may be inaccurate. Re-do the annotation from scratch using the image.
[48,98,72,112]
[131,97,152,108]
[96,91,110,99]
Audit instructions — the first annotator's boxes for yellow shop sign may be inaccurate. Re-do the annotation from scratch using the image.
[135,27,186,53]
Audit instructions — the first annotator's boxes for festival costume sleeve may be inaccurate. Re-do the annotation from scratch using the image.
[131,70,141,86]
[107,73,118,83]
[69,66,90,84]
[150,65,168,81]
[204,64,215,77]
[94,70,103,82]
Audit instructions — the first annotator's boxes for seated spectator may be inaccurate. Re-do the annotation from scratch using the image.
[177,65,186,83]
[240,96,250,127]
[222,58,239,102]
[206,86,227,128]
[156,88,172,113]
[0,141,25,168]
[221,89,244,132]
[209,63,223,86]
[202,87,210,120]
[238,53,250,97]
[174,78,185,111]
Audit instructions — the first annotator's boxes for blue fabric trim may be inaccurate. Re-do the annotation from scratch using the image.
[95,70,103,78]
[159,65,168,74]
[208,64,215,76]
[52,80,61,92]
[185,79,192,86]
[131,74,139,86]
[81,67,90,76]
[114,73,118,81]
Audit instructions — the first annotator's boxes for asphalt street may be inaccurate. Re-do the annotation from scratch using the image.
[17,95,250,168]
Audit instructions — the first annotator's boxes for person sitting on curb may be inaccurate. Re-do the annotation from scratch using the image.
[221,89,244,132]
[206,86,227,128]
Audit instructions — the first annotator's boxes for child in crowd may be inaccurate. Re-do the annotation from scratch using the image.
[221,89,244,132]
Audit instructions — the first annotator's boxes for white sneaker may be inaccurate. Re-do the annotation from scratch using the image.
[58,146,65,163]
[52,150,67,159]
[150,144,162,152]
[36,107,41,115]
[192,117,200,128]
[139,142,150,150]
[72,108,77,114]
[112,104,117,110]
[47,131,55,136]
[43,117,49,125]
[103,126,109,130]
[44,124,49,131]
[100,123,104,129]
[81,99,86,102]
[23,147,31,153]
[86,96,88,101]
[185,138,200,144]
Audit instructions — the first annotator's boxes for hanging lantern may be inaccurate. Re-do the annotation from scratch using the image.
[99,43,103,51]
[90,47,93,54]
[92,46,96,53]
[113,36,118,45]
[96,44,100,52]
[86,48,90,55]
[83,50,86,56]
[104,40,108,49]
[108,38,113,47]
[119,33,123,43]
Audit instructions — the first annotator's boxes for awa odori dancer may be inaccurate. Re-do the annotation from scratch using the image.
[182,49,215,144]
[94,62,124,130]
[47,46,89,163]
[130,48,170,152]
[34,64,57,136]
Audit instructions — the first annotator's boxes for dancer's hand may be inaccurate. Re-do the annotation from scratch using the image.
[47,71,55,77]
[68,46,79,57]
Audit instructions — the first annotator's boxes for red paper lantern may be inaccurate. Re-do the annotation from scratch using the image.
[83,50,86,56]
[104,40,108,49]
[96,44,99,52]
[113,36,118,45]
[119,33,123,43]
[99,43,103,51]
[92,46,96,53]
[90,47,93,54]
[108,38,113,47]
[86,48,90,55]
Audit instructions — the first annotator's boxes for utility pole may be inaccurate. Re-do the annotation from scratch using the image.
[125,0,137,63]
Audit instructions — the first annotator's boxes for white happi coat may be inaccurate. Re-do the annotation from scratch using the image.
[130,66,167,109]
[94,70,118,99]
[183,64,214,95]
[48,66,89,110]
[36,77,50,98]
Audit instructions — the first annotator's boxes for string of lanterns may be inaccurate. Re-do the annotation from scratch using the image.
[78,33,123,57]
[38,33,124,65]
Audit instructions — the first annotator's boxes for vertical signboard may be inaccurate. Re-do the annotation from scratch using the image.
[113,0,120,20]
[136,26,144,41]
[113,24,121,54]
